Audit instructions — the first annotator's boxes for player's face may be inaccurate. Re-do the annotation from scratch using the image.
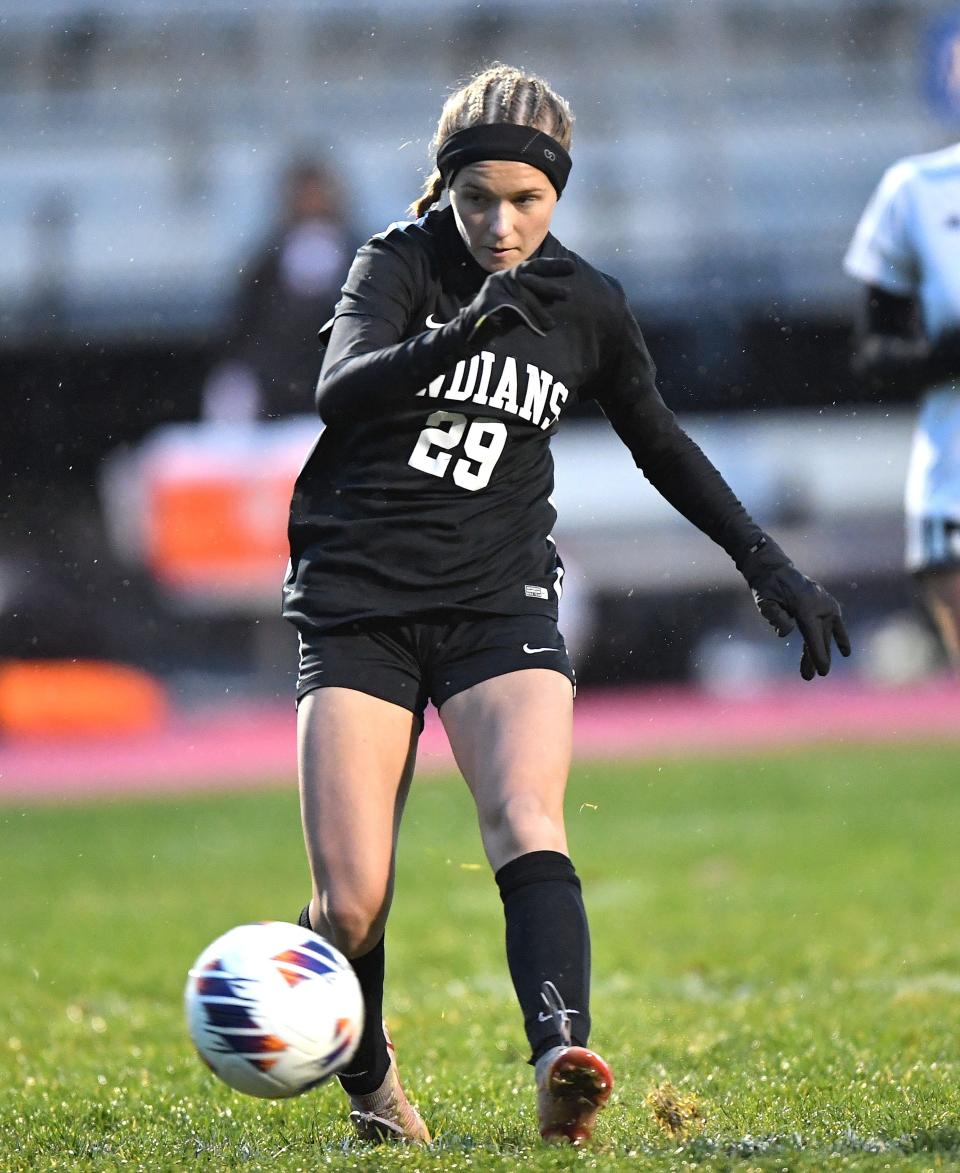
[449,161,558,272]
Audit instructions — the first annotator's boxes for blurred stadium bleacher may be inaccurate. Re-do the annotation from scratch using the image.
[3,0,958,705]
[1,0,950,336]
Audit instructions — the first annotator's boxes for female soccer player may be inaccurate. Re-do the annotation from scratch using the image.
[283,63,850,1147]
[845,144,960,670]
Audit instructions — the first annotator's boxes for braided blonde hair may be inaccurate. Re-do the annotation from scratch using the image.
[409,63,574,217]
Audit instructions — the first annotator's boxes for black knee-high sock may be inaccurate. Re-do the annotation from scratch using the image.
[494,851,592,1063]
[297,905,391,1095]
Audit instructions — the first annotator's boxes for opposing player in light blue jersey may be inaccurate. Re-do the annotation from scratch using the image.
[845,144,960,668]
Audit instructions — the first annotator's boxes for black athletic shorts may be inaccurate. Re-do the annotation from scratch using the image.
[295,612,575,723]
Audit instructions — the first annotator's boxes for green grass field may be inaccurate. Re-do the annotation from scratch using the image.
[3,741,960,1170]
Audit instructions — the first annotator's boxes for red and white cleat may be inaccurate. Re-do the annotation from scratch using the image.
[535,1044,613,1146]
[346,1024,431,1145]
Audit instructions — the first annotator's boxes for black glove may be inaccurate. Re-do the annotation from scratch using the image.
[459,257,574,341]
[850,333,930,382]
[925,327,960,387]
[851,328,960,391]
[737,537,852,681]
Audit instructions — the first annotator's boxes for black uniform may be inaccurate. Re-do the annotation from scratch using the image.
[286,195,847,1105]
[282,207,765,712]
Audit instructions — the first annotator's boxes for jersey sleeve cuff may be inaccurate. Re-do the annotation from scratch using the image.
[842,250,916,297]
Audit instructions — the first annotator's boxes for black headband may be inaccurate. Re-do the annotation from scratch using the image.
[436,123,572,197]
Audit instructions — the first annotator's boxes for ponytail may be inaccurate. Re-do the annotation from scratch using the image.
[409,168,444,218]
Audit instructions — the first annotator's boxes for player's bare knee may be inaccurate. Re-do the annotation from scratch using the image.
[481,790,564,852]
[319,890,388,958]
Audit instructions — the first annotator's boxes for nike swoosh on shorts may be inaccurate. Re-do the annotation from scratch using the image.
[523,644,557,654]
[425,314,445,328]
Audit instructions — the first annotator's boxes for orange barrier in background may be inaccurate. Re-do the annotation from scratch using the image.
[147,473,293,597]
[101,419,318,609]
[0,660,169,738]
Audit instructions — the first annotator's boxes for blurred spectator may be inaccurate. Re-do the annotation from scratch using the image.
[202,158,360,422]
[46,9,105,90]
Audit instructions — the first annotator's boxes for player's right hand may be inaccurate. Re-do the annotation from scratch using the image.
[463,257,575,340]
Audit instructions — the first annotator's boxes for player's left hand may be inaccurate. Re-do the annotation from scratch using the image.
[749,564,851,680]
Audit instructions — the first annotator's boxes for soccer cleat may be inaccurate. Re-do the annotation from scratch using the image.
[347,1024,431,1145]
[534,980,611,1146]
[535,1044,613,1146]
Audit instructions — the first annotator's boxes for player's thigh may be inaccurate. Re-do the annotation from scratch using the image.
[439,668,574,869]
[298,686,417,896]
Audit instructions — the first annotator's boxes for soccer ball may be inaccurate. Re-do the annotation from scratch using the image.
[184,921,364,1098]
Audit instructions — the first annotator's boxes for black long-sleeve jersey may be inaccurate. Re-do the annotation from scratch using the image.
[283,206,765,632]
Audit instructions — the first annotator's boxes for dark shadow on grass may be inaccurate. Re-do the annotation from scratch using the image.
[895,1127,960,1155]
[669,1126,960,1163]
